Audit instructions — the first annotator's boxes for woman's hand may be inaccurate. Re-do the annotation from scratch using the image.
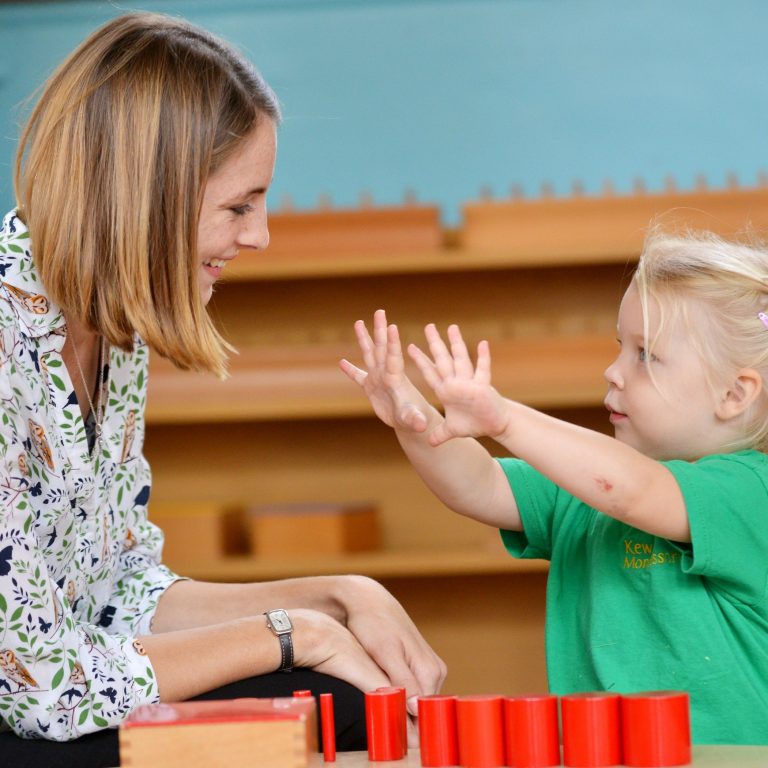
[408,323,511,446]
[336,576,446,713]
[289,607,392,692]
[340,309,433,434]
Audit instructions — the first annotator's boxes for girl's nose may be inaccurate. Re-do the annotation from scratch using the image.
[604,358,623,389]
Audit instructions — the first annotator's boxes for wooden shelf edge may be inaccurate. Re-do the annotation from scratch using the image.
[164,549,549,582]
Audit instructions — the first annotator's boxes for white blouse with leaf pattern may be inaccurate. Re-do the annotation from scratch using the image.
[0,211,180,740]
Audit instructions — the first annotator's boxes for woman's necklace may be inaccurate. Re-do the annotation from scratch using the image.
[71,334,107,446]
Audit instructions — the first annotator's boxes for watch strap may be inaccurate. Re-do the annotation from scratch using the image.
[276,631,294,673]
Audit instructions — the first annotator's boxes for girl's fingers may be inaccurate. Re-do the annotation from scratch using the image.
[407,343,442,391]
[427,423,451,447]
[399,402,428,433]
[372,309,388,367]
[385,323,405,377]
[354,319,377,371]
[339,359,368,386]
[447,324,474,378]
[423,324,455,379]
[475,340,492,385]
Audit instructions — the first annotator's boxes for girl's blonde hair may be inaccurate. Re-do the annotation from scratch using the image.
[14,12,280,377]
[634,227,768,451]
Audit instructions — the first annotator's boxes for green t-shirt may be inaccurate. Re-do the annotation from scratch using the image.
[498,450,768,745]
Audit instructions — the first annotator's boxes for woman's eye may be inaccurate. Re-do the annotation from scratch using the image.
[230,203,254,216]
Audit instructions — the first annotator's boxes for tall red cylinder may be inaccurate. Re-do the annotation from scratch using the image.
[561,692,621,767]
[418,695,459,767]
[456,695,506,767]
[503,694,560,767]
[366,689,406,761]
[620,691,690,767]
[320,693,337,762]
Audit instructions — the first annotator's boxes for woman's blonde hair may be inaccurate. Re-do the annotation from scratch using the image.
[14,12,280,377]
[634,227,768,451]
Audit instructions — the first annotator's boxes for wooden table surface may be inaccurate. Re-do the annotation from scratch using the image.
[311,746,768,767]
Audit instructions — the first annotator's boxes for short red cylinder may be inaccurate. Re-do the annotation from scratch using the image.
[292,689,313,698]
[561,692,621,767]
[418,695,459,767]
[620,691,690,767]
[366,689,406,761]
[456,695,506,767]
[503,695,560,767]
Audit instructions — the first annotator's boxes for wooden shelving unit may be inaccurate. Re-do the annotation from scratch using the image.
[144,186,768,695]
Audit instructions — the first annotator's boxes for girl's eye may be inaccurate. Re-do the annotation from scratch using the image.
[638,347,657,363]
[230,203,254,216]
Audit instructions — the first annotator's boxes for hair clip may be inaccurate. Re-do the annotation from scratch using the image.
[759,312,768,330]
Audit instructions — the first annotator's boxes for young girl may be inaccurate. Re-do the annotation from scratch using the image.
[341,228,768,745]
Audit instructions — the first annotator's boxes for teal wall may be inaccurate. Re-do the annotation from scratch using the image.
[0,0,764,224]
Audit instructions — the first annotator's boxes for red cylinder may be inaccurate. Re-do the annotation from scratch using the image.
[620,691,690,767]
[456,695,506,767]
[366,689,406,761]
[292,689,313,698]
[418,695,459,767]
[561,692,621,767]
[377,686,408,750]
[503,695,560,767]
[320,692,337,762]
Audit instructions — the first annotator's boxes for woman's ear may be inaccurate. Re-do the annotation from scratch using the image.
[716,368,763,420]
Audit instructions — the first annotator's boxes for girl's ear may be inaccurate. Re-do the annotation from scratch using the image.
[716,368,763,420]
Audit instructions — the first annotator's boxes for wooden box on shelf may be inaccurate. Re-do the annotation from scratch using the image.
[247,502,379,557]
[257,203,442,257]
[149,502,245,566]
[461,186,768,263]
[119,698,316,768]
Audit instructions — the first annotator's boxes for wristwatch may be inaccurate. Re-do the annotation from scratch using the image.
[264,609,294,672]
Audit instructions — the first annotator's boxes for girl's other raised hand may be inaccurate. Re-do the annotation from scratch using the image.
[340,309,431,433]
[408,323,511,446]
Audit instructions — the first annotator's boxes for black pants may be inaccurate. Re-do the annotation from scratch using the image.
[0,670,366,768]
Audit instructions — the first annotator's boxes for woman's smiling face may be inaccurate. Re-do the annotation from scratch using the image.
[196,119,277,305]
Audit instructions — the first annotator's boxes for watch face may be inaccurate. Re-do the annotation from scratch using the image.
[268,609,292,633]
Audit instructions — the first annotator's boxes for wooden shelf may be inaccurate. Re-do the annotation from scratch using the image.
[227,185,768,281]
[146,333,616,424]
[161,547,549,582]
[224,244,635,282]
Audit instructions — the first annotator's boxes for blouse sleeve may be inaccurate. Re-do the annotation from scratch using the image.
[103,453,183,637]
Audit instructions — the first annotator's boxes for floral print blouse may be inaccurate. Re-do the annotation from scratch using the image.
[0,211,180,740]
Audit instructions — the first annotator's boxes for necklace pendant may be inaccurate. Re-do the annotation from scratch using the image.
[95,422,102,438]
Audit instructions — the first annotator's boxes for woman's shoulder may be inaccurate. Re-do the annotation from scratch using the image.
[0,211,63,338]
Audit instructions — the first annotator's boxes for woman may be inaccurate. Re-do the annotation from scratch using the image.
[0,12,445,767]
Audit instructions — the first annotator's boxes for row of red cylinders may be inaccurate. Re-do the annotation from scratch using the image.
[367,690,690,767]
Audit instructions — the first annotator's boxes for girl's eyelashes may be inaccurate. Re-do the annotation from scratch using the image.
[230,203,254,216]
[638,347,659,363]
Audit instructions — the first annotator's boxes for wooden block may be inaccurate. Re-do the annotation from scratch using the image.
[255,204,442,257]
[149,502,246,565]
[119,697,316,768]
[247,503,379,557]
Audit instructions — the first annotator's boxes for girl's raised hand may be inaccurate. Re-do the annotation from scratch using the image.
[408,323,510,446]
[340,309,430,433]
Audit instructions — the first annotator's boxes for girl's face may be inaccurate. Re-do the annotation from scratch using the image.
[603,283,725,461]
[197,119,277,305]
